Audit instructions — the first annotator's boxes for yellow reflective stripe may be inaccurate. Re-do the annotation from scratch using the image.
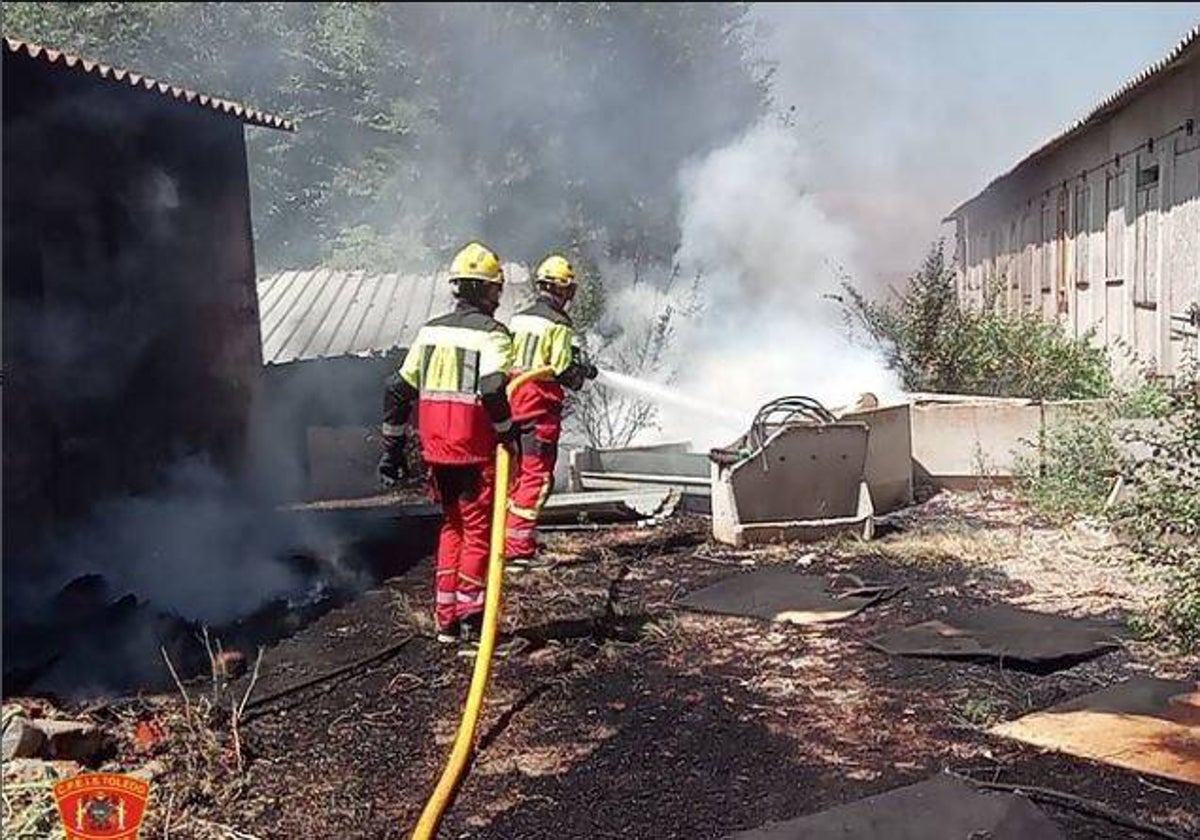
[508,501,539,521]
[514,331,540,370]
[457,571,484,588]
[409,325,511,393]
[508,477,552,521]
[399,342,423,388]
[509,315,574,375]
[422,345,461,391]
[535,477,553,510]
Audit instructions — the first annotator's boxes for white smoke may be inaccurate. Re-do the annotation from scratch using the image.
[596,122,901,448]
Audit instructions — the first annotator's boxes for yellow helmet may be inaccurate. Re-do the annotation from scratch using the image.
[449,242,504,284]
[535,254,576,288]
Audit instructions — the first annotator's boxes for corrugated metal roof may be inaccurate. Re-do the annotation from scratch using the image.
[947,23,1200,220]
[257,268,527,365]
[3,35,295,132]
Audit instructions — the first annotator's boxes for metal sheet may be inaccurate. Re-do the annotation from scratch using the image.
[728,775,1065,840]
[285,487,680,526]
[869,605,1122,667]
[991,678,1200,786]
[678,570,899,626]
[3,36,294,131]
[257,270,523,365]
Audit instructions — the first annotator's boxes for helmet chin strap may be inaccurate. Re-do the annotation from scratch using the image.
[539,284,573,309]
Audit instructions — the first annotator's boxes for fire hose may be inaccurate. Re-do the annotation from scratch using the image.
[412,366,556,840]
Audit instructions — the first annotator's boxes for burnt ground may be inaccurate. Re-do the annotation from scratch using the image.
[17,493,1200,839]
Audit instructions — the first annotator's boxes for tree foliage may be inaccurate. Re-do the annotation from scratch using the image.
[840,241,1111,400]
[5,2,769,272]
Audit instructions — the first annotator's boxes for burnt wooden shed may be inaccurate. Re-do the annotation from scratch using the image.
[2,37,294,566]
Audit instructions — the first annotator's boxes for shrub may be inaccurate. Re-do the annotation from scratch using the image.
[1106,362,1198,650]
[1111,367,1200,559]
[1009,353,1199,649]
[841,241,1111,400]
[1014,412,1122,520]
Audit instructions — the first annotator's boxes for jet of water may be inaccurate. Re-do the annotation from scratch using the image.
[596,368,747,429]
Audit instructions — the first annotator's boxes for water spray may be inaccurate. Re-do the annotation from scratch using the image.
[595,368,745,428]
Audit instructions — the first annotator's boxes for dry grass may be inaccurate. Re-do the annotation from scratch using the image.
[1,767,67,839]
[389,591,436,636]
[837,490,1155,617]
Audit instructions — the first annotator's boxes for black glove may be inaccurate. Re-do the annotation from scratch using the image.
[496,421,526,459]
[560,360,598,391]
[378,445,405,490]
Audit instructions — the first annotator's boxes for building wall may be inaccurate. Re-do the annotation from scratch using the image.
[258,351,403,499]
[2,52,264,562]
[952,53,1200,380]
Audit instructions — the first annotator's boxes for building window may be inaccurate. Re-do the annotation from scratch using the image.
[1056,188,1068,313]
[1105,169,1126,279]
[1134,158,1160,306]
[1073,183,1091,285]
[1039,201,1053,292]
[1020,211,1035,309]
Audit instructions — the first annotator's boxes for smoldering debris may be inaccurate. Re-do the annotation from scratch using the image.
[0,455,398,699]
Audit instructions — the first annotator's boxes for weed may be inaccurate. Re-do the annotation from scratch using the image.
[1014,412,1122,521]
[957,694,1001,727]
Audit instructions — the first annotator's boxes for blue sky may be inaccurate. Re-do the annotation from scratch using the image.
[753,3,1200,279]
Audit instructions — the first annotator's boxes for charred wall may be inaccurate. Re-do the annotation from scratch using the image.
[260,351,403,499]
[2,50,263,567]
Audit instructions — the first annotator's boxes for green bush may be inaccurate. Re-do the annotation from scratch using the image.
[1112,377,1176,420]
[841,242,1111,400]
[1014,413,1122,520]
[1112,371,1200,559]
[1006,350,1199,649]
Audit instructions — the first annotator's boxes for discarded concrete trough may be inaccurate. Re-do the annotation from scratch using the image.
[710,419,876,546]
[707,395,919,546]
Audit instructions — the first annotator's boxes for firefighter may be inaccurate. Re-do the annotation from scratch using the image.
[378,242,519,651]
[505,254,598,571]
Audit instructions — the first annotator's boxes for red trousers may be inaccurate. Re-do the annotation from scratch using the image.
[429,461,495,630]
[505,418,560,560]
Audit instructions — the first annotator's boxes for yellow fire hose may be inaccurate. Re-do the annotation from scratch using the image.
[412,366,556,840]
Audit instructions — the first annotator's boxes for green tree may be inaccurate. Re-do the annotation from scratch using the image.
[5,2,769,272]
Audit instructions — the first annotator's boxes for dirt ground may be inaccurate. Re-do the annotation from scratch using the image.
[14,490,1200,838]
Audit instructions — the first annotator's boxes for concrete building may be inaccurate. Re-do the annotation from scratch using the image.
[2,38,293,565]
[946,25,1200,380]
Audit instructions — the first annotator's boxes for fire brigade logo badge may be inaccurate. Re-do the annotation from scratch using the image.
[53,773,151,840]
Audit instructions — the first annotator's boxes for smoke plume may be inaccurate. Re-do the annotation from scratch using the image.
[587,123,902,448]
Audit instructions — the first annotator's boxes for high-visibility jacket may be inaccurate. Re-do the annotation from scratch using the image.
[508,296,578,423]
[384,301,514,465]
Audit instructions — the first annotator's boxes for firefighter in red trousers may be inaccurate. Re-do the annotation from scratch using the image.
[378,242,520,654]
[505,254,598,571]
